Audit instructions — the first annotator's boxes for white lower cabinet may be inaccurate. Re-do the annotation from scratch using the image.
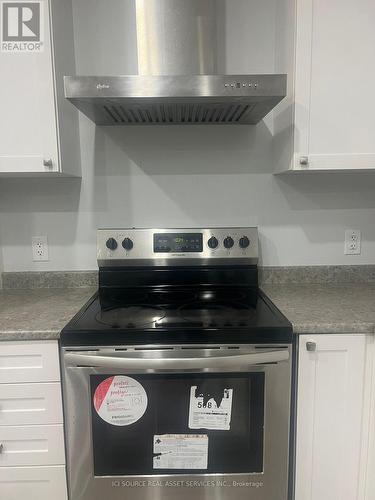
[0,424,65,467]
[0,466,67,500]
[362,336,375,500]
[0,382,63,426]
[0,340,61,383]
[295,334,373,500]
[0,341,67,500]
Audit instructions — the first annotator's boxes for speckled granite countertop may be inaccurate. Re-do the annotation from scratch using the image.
[262,283,375,334]
[0,283,374,341]
[0,288,96,341]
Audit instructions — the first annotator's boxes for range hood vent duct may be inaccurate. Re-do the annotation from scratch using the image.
[65,0,287,126]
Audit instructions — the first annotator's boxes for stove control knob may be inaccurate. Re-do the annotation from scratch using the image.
[207,236,219,249]
[223,236,234,249]
[122,238,134,251]
[106,238,118,251]
[239,236,250,249]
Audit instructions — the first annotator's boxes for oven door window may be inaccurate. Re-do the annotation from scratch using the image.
[90,373,264,476]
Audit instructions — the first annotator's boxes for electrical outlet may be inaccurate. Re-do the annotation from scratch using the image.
[344,230,361,255]
[32,236,49,261]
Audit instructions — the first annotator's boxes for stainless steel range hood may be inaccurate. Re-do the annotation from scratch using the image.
[65,0,287,126]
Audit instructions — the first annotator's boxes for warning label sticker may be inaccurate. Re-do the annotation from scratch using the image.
[188,385,233,430]
[153,434,208,470]
[93,376,147,426]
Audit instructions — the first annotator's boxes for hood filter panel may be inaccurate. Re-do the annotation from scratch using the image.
[102,103,254,125]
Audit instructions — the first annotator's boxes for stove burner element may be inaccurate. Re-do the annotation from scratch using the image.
[105,291,149,304]
[96,306,165,328]
[179,301,253,326]
[196,290,248,302]
[153,290,196,303]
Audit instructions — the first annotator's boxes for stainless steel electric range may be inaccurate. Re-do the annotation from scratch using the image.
[60,227,294,500]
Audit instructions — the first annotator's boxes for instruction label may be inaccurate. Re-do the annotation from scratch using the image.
[93,376,147,426]
[153,434,208,470]
[188,386,233,430]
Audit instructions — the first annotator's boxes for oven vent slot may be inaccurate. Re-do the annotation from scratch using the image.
[64,348,99,352]
[134,347,174,351]
[255,362,278,366]
[254,345,288,350]
[180,346,221,350]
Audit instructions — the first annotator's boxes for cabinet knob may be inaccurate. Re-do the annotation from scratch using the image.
[306,341,317,352]
[299,156,309,166]
[43,158,53,168]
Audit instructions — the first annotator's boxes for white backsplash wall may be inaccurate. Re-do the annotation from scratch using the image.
[0,0,375,271]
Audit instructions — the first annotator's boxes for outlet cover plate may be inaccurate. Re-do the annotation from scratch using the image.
[344,230,361,255]
[32,236,49,261]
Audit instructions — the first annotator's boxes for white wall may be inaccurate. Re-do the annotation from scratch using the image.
[0,0,375,271]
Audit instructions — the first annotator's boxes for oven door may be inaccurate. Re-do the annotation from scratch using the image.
[62,344,292,500]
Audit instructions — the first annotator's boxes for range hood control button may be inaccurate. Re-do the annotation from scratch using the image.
[106,238,118,251]
[239,236,250,249]
[207,237,219,249]
[223,237,234,249]
[122,238,134,251]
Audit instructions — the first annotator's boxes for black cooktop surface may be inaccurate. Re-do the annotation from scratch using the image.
[61,285,293,346]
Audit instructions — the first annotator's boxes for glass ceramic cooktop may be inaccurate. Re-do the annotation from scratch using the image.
[65,286,289,332]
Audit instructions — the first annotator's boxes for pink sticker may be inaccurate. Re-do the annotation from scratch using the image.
[93,376,114,412]
[93,376,148,426]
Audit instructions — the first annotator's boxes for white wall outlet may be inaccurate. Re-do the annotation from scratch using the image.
[32,236,49,261]
[344,230,361,255]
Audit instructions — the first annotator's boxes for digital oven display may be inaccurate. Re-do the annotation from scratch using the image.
[153,233,203,253]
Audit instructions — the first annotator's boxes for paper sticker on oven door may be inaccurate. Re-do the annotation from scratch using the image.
[93,376,147,426]
[188,385,233,430]
[153,434,208,469]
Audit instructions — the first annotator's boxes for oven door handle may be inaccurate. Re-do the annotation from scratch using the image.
[64,350,289,369]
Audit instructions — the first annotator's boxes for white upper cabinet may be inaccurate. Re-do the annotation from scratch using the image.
[286,0,375,171]
[0,0,80,176]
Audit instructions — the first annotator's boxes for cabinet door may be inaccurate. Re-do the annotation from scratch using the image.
[295,334,366,500]
[0,0,59,173]
[0,424,65,466]
[0,466,68,500]
[0,382,63,426]
[0,341,61,383]
[294,0,375,170]
[362,336,375,500]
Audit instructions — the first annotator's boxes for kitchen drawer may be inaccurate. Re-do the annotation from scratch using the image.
[0,424,65,466]
[0,383,63,426]
[0,341,60,383]
[0,465,68,500]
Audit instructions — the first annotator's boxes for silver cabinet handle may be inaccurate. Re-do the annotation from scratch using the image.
[43,158,53,168]
[0,443,3,454]
[306,341,317,352]
[65,350,289,370]
[300,156,309,166]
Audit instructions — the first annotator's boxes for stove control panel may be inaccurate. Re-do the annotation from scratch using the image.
[97,227,258,266]
[153,233,203,253]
